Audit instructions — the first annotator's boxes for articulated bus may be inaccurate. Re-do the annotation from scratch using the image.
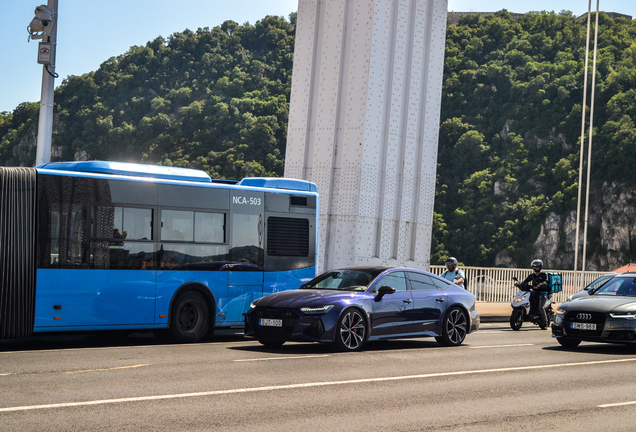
[0,161,318,343]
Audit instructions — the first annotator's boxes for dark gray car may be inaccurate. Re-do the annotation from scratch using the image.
[552,273,636,348]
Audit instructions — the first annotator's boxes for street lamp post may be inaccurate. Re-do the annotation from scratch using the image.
[28,1,58,166]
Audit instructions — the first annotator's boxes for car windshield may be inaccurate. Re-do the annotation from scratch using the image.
[594,277,636,296]
[302,270,374,291]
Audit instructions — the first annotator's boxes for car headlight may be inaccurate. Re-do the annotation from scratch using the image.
[555,308,566,315]
[300,305,334,314]
[250,301,258,309]
[609,312,636,319]
[566,296,573,302]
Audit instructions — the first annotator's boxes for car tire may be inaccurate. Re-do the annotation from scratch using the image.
[162,291,210,343]
[334,308,366,352]
[436,307,468,347]
[258,339,285,348]
[557,337,581,349]
[510,310,523,331]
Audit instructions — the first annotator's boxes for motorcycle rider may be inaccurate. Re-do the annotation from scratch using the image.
[515,259,549,329]
[441,257,465,288]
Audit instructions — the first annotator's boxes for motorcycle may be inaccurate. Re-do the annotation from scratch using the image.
[510,277,554,330]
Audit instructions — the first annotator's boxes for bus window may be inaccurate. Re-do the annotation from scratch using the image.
[230,213,264,267]
[161,210,194,241]
[92,205,155,270]
[195,212,224,243]
[159,210,228,270]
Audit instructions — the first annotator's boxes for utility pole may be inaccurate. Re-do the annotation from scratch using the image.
[28,1,59,166]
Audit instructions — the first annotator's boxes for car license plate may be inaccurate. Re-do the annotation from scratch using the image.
[259,318,282,327]
[571,322,596,330]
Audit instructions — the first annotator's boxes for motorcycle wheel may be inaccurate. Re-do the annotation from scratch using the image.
[510,310,523,331]
[546,307,554,326]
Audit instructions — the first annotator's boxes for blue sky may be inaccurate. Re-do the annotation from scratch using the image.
[1,0,635,113]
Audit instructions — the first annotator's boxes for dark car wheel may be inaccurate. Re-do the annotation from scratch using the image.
[436,307,468,347]
[334,308,366,352]
[258,339,285,348]
[158,291,210,343]
[557,337,581,349]
[510,310,523,331]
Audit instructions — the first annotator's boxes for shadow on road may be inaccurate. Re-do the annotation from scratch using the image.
[542,342,636,356]
[232,337,444,355]
[0,329,247,352]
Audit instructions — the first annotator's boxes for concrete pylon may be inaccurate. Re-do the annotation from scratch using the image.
[285,0,448,272]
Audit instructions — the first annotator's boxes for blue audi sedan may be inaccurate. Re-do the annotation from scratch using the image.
[244,266,480,351]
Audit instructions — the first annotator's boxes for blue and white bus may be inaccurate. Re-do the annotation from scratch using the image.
[0,161,318,342]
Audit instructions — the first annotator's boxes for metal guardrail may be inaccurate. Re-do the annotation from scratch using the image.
[430,266,607,303]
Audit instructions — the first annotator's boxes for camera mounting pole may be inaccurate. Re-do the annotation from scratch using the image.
[28,0,58,165]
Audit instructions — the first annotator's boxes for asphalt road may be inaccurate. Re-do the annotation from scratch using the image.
[1,324,636,431]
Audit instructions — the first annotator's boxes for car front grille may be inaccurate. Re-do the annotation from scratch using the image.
[249,308,299,339]
[564,311,605,337]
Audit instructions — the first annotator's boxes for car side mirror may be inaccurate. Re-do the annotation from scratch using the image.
[375,285,396,301]
[512,277,518,282]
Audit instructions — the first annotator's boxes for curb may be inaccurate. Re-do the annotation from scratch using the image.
[480,315,510,323]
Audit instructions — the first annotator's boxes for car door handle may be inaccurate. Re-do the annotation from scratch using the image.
[403,299,412,304]
[436,298,445,303]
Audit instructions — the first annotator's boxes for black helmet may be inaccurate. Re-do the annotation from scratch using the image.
[446,257,458,267]
[531,259,543,269]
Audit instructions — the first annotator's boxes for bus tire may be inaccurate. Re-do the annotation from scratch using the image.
[165,291,210,343]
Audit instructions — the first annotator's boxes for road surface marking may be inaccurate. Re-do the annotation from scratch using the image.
[469,344,534,349]
[0,373,9,376]
[2,357,636,413]
[235,355,330,362]
[0,342,233,355]
[598,400,636,408]
[64,364,151,374]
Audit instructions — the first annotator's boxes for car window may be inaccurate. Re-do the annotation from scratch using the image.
[375,271,408,292]
[430,275,453,289]
[407,272,437,290]
[595,278,636,296]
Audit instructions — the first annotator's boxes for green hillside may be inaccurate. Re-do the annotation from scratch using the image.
[1,10,635,268]
[0,15,297,179]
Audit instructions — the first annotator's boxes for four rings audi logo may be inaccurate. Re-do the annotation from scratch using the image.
[577,313,592,320]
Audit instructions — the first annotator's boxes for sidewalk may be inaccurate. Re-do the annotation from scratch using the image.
[476,302,511,322]
[476,301,562,322]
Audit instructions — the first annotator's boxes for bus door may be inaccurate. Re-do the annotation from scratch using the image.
[222,190,265,324]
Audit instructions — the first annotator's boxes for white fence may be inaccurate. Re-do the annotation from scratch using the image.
[430,266,607,303]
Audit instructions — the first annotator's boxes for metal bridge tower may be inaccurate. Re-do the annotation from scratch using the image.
[285,0,448,272]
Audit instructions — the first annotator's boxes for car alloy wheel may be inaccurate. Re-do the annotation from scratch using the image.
[336,309,366,351]
[436,307,467,346]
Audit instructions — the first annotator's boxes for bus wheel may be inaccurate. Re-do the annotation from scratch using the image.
[166,291,210,343]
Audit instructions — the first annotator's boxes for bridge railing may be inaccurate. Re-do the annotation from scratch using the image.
[429,266,607,303]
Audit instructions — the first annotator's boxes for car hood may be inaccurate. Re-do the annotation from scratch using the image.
[254,289,367,308]
[569,291,590,300]
[563,296,636,313]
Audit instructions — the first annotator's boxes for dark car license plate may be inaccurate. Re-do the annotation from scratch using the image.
[260,318,283,327]
[571,322,596,330]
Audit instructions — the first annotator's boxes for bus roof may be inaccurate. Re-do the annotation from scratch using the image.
[37,161,213,183]
[35,161,318,192]
[238,177,318,192]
